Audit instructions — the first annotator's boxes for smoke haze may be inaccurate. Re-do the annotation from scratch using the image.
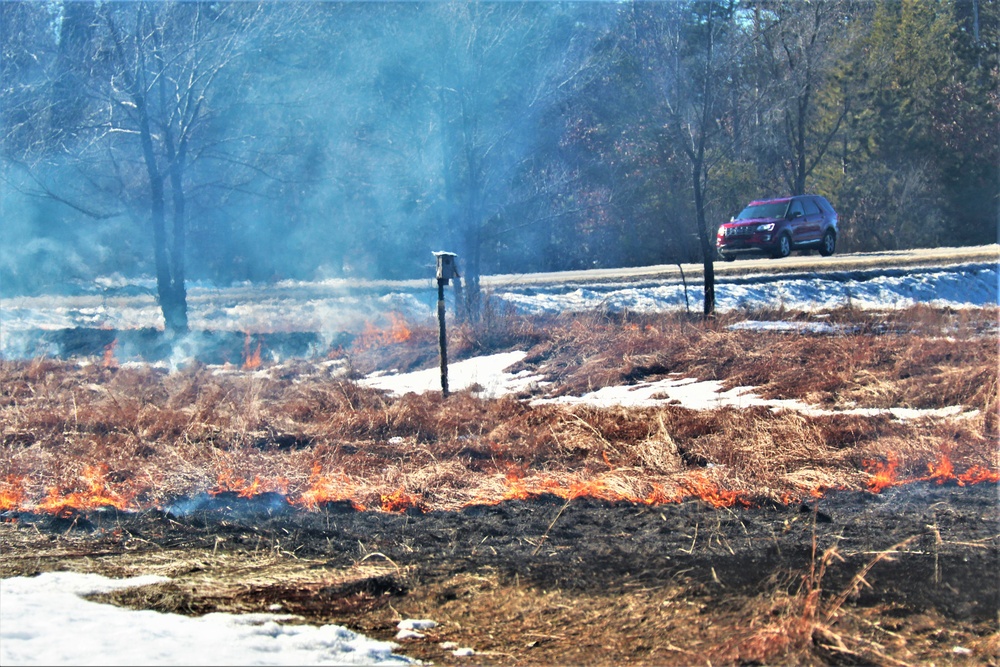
[0,1,995,302]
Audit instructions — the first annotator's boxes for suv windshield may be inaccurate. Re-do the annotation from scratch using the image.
[735,202,788,221]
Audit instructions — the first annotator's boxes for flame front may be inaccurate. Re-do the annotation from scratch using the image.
[924,454,999,486]
[957,465,1000,485]
[865,455,899,493]
[0,475,26,512]
[681,471,750,508]
[924,453,955,484]
[864,452,1000,491]
[295,463,365,511]
[102,339,118,368]
[2,450,996,516]
[242,333,263,370]
[354,313,413,351]
[468,470,739,508]
[34,465,132,513]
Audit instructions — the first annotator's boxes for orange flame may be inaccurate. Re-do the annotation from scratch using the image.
[380,487,425,513]
[864,455,899,493]
[102,339,118,368]
[924,453,955,485]
[780,490,799,505]
[866,451,1000,491]
[242,333,262,370]
[354,313,413,351]
[957,465,1000,485]
[642,483,684,505]
[470,471,740,509]
[386,313,412,343]
[0,475,26,511]
[5,449,996,516]
[681,471,751,508]
[35,465,132,513]
[566,478,615,501]
[210,469,287,499]
[921,453,999,486]
[295,463,365,511]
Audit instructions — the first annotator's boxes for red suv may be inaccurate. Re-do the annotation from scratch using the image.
[716,195,838,261]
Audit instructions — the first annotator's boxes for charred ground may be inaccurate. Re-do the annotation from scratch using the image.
[3,482,997,665]
[1,305,998,665]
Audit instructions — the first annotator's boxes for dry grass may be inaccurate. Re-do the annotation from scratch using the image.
[1,305,995,512]
[1,304,997,667]
[517,307,998,412]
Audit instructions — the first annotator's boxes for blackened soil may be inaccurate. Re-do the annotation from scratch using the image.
[0,483,1000,664]
[9,482,998,624]
[21,327,344,364]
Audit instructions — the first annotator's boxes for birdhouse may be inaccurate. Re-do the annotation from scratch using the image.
[433,251,460,284]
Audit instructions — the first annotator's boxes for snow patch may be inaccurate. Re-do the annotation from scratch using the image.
[0,572,413,666]
[496,264,998,315]
[359,351,541,398]
[534,376,976,420]
[362,362,976,421]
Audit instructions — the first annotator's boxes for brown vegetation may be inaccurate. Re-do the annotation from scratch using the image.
[2,306,995,512]
[1,305,997,665]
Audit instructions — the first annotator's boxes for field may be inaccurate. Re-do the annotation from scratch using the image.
[1,304,998,665]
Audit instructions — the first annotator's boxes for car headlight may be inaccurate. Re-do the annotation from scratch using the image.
[757,223,775,232]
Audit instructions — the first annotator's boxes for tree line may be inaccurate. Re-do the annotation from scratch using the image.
[2,1,996,327]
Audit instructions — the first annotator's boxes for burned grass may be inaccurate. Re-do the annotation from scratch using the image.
[1,304,998,665]
[2,482,997,665]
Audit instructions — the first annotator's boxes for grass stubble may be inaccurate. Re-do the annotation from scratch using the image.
[0,304,997,665]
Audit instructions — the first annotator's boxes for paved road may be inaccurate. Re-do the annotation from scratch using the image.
[195,244,998,299]
[481,244,999,288]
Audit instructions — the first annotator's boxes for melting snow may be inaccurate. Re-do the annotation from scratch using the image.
[359,351,543,398]
[358,355,976,421]
[496,263,997,315]
[533,376,977,420]
[395,618,439,640]
[0,259,993,665]
[0,572,413,666]
[2,263,995,353]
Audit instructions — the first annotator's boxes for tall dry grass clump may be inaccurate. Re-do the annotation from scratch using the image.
[715,525,924,665]
[450,293,547,357]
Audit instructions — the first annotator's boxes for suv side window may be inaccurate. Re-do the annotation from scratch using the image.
[803,198,821,216]
[788,200,805,218]
[815,197,835,216]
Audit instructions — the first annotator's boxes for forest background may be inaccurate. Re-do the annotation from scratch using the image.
[2,1,996,324]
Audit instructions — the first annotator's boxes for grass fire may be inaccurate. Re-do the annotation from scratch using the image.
[1,305,997,665]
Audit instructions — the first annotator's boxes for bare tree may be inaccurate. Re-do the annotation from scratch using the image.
[628,0,745,316]
[1,1,296,333]
[756,0,852,195]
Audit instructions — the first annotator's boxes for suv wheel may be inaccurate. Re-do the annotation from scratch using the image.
[772,233,792,259]
[819,230,836,256]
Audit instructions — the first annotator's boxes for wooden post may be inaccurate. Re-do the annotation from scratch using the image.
[437,278,449,398]
[433,252,459,398]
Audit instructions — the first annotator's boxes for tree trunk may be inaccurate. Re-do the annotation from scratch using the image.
[692,162,716,318]
[107,4,189,334]
[136,102,187,333]
[165,130,189,333]
[462,223,483,323]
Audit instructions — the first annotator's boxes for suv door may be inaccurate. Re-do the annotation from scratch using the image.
[801,197,824,242]
[786,199,808,244]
